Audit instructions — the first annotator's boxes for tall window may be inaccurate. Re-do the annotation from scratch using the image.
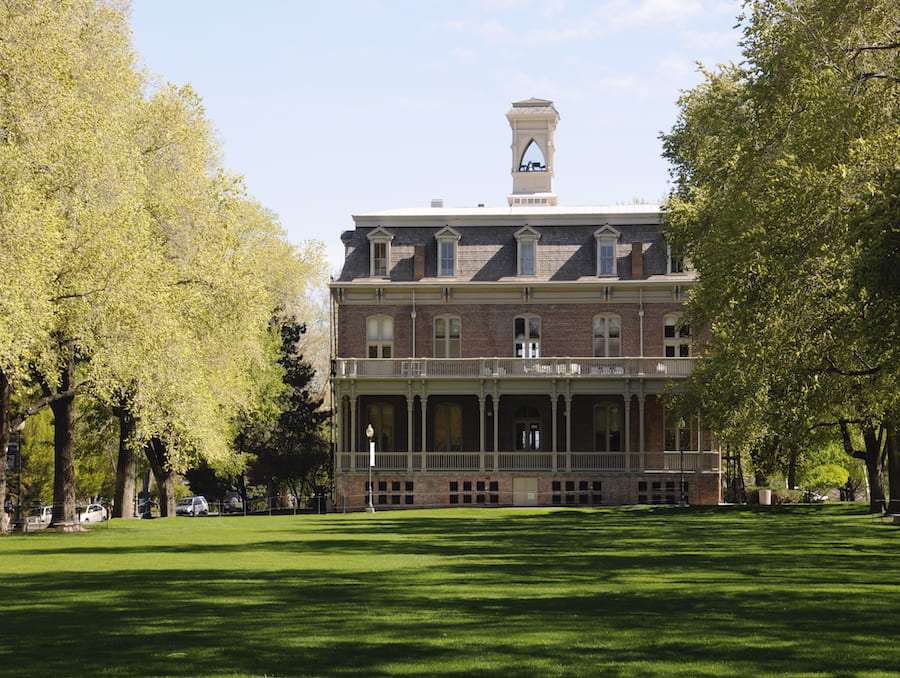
[434,402,463,452]
[367,315,393,358]
[515,225,540,276]
[593,314,621,357]
[664,414,696,451]
[436,226,460,277]
[373,242,388,276]
[594,403,622,452]
[594,225,620,277]
[367,227,393,277]
[667,242,686,274]
[664,314,690,357]
[434,316,461,358]
[514,316,541,358]
[366,402,395,452]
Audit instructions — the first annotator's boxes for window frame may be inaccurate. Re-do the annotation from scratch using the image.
[593,402,622,452]
[434,315,461,358]
[666,241,690,275]
[434,401,463,452]
[367,226,394,278]
[366,315,394,358]
[594,224,621,277]
[515,225,541,276]
[593,313,622,357]
[663,313,691,357]
[514,315,541,358]
[435,226,461,278]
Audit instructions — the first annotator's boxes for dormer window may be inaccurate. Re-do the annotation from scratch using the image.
[435,226,461,277]
[367,226,393,277]
[594,224,620,277]
[666,241,690,274]
[515,225,540,276]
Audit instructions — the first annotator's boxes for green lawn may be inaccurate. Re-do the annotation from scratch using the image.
[1,504,898,677]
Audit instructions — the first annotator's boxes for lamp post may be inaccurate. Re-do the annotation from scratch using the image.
[365,424,376,513]
[677,417,688,507]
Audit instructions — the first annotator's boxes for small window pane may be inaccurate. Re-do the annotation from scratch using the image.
[367,317,380,340]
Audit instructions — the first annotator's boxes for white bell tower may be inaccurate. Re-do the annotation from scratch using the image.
[506,98,559,206]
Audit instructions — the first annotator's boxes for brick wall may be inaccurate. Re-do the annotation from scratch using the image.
[334,470,721,511]
[338,302,689,358]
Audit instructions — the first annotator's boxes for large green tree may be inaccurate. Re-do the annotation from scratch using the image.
[661,0,900,511]
[0,1,327,528]
[0,0,148,526]
[243,319,331,504]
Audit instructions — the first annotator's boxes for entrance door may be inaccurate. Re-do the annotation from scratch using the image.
[513,477,538,506]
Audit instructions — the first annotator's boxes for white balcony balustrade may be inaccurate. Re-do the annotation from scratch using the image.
[333,357,694,380]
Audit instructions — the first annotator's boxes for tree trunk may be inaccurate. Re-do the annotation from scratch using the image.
[49,355,77,524]
[787,444,798,489]
[0,369,10,533]
[840,420,885,513]
[885,421,900,515]
[145,437,175,517]
[112,408,136,518]
[862,425,886,513]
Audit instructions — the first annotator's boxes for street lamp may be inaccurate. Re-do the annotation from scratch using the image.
[365,424,376,513]
[678,417,688,507]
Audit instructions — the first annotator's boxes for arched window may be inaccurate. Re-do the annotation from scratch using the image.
[514,315,540,358]
[594,403,622,452]
[664,314,691,357]
[434,402,463,452]
[434,316,461,358]
[518,139,547,171]
[593,314,621,357]
[367,315,393,358]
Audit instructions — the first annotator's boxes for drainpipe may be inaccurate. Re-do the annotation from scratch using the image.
[411,289,417,358]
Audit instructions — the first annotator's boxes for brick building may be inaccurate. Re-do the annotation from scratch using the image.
[329,99,719,510]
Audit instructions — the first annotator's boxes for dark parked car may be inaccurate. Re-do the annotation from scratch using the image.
[221,491,244,514]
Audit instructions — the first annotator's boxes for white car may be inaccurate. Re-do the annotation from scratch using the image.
[78,503,108,523]
[26,505,53,528]
[175,496,209,516]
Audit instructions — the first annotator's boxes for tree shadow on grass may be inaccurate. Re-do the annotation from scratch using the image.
[1,504,896,677]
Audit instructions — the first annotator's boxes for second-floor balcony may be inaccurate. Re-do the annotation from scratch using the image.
[333,357,695,380]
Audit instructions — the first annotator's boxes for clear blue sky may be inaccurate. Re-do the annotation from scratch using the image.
[129,0,744,270]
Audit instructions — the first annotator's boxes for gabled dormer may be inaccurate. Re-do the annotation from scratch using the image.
[594,224,621,277]
[435,226,461,277]
[515,225,541,276]
[367,226,393,277]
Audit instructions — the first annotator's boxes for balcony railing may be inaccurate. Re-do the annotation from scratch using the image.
[333,357,694,379]
[337,450,720,474]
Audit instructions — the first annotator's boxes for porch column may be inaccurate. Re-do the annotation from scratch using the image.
[334,393,343,452]
[407,396,415,453]
[493,395,500,452]
[564,395,572,453]
[551,394,559,454]
[696,410,703,476]
[638,393,646,471]
[422,396,429,470]
[624,392,631,471]
[478,396,486,471]
[350,396,357,453]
